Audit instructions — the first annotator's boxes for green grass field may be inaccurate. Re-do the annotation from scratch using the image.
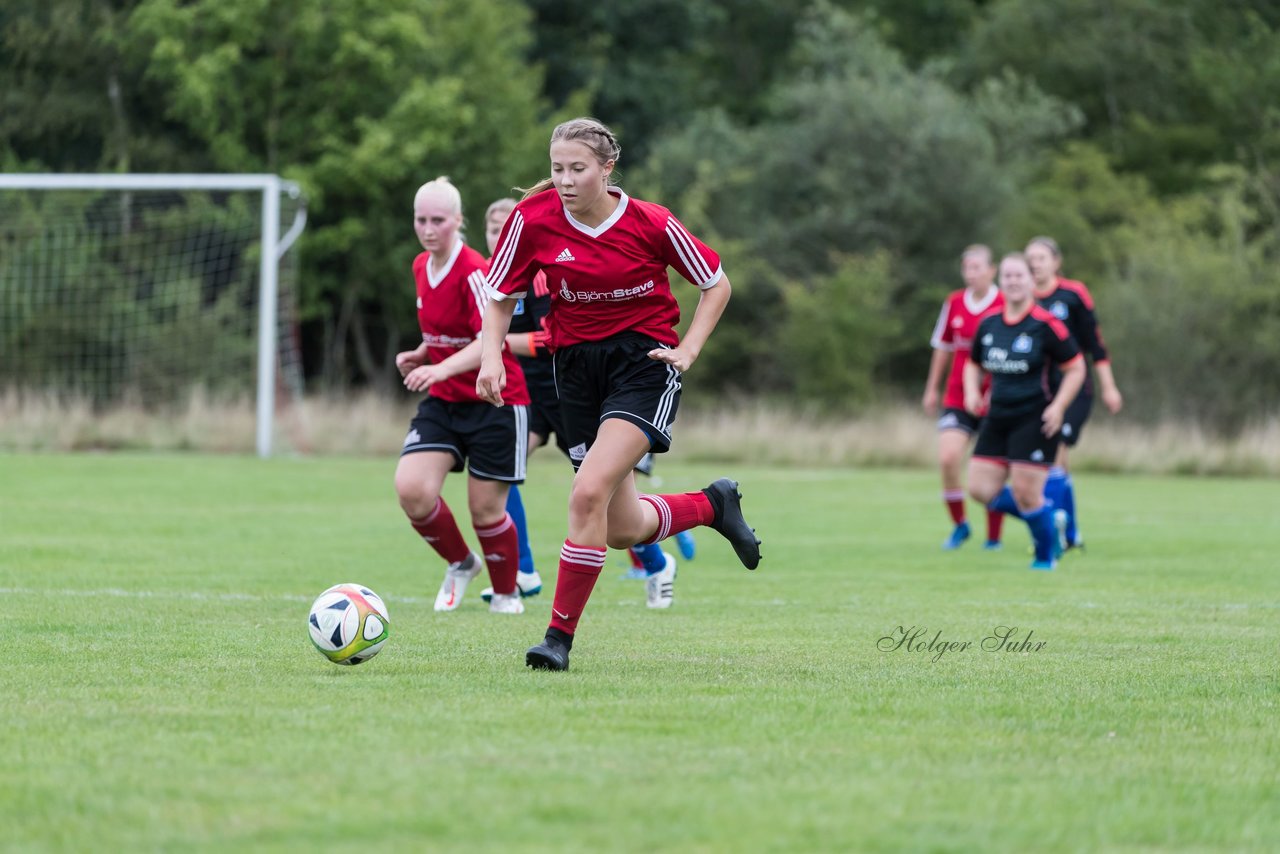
[2,453,1277,852]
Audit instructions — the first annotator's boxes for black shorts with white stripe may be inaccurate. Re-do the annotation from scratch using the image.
[553,332,681,470]
[401,396,527,483]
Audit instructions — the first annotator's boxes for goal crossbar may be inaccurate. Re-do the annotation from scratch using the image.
[0,174,307,457]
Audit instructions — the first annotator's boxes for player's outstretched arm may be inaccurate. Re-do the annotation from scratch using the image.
[962,360,985,416]
[477,297,518,406]
[1095,361,1123,414]
[1043,356,1086,436]
[396,341,430,377]
[923,348,949,416]
[648,275,732,373]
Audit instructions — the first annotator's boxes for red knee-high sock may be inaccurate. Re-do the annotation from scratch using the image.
[474,513,519,596]
[409,499,470,564]
[986,509,1004,543]
[943,489,966,525]
[548,540,606,635]
[637,492,715,544]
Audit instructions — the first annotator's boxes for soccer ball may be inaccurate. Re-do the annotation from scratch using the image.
[308,584,391,665]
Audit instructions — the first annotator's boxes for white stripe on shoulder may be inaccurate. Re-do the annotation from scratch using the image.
[467,270,489,313]
[665,217,714,284]
[487,210,524,292]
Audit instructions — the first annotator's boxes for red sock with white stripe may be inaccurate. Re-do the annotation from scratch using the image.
[548,540,606,635]
[636,492,714,544]
[474,513,519,596]
[943,489,966,525]
[409,499,470,564]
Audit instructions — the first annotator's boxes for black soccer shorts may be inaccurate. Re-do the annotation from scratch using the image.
[937,406,981,435]
[973,410,1061,467]
[553,332,682,470]
[400,396,527,482]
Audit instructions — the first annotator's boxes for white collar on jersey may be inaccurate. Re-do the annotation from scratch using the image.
[426,237,465,288]
[563,186,630,238]
[963,285,999,314]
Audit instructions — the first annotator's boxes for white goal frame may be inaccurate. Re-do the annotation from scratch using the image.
[0,173,307,457]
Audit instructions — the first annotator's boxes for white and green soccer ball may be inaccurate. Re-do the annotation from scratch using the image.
[308,584,391,665]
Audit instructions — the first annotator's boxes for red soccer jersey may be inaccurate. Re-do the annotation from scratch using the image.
[414,239,528,405]
[485,187,723,348]
[930,285,1004,410]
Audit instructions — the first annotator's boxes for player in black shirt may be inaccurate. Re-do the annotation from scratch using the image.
[1026,237,1123,550]
[965,252,1085,570]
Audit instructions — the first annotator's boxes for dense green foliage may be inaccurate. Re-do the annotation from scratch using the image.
[3,0,1277,426]
[3,454,1278,849]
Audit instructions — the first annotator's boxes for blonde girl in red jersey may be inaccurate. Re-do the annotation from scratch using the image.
[477,118,761,670]
[393,177,531,616]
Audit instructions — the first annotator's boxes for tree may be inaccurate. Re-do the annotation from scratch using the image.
[637,3,1077,396]
[127,0,553,386]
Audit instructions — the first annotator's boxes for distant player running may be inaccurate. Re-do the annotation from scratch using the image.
[393,177,531,614]
[923,244,1005,551]
[1025,237,1123,550]
[965,252,1085,570]
[478,118,761,671]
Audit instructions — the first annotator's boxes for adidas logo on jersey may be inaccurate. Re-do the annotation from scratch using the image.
[555,248,576,263]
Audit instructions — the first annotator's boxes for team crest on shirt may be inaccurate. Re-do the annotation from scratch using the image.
[1012,334,1033,353]
[982,333,994,345]
[952,317,963,328]
[1050,301,1068,319]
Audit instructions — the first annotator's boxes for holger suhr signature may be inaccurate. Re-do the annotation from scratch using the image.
[878,625,1047,662]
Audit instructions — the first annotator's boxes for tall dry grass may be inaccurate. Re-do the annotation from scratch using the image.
[2,389,1278,477]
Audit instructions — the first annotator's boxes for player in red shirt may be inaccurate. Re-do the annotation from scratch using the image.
[922,244,1006,551]
[393,177,532,615]
[965,253,1085,570]
[1025,237,1124,551]
[477,197,687,610]
[477,118,762,670]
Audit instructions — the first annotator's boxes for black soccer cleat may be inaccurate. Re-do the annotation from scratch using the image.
[526,630,572,671]
[702,477,762,570]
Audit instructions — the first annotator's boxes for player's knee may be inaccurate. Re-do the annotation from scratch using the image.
[967,480,996,505]
[567,478,610,521]
[394,476,439,520]
[605,530,642,551]
[1010,481,1040,511]
[468,495,508,527]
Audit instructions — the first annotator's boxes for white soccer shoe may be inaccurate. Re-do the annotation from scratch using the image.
[434,552,482,612]
[480,569,543,603]
[645,551,677,609]
[488,592,526,615]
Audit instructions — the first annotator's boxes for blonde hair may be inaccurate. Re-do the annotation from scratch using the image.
[485,197,516,222]
[961,243,993,265]
[520,117,622,199]
[414,176,463,216]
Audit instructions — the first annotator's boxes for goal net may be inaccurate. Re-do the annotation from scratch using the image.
[0,175,306,456]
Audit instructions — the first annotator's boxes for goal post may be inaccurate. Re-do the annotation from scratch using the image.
[0,174,307,457]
